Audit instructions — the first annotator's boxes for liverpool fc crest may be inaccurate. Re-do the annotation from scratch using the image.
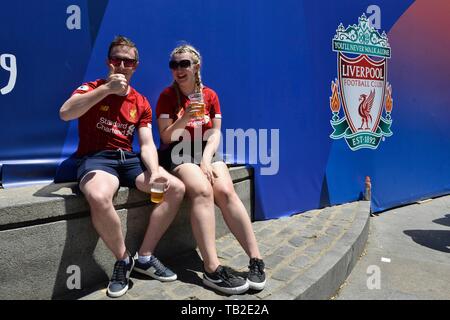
[330,14,393,151]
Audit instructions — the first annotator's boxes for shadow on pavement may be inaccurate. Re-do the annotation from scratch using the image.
[403,230,450,253]
[432,214,450,227]
[129,250,204,285]
[135,249,257,298]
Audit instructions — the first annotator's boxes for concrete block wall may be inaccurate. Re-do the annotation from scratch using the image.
[0,166,253,299]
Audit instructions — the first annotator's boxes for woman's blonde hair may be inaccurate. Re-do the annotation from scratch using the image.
[170,44,203,93]
[170,44,204,113]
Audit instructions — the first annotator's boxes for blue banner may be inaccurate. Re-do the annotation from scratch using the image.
[1,0,449,219]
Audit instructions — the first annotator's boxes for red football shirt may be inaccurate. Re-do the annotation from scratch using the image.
[71,79,152,157]
[156,86,222,143]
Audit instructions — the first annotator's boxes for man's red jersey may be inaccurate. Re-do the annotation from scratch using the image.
[72,79,152,157]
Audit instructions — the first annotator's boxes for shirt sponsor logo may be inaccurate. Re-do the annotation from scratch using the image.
[96,117,135,137]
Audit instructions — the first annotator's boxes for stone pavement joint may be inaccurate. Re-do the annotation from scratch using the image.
[80,201,370,300]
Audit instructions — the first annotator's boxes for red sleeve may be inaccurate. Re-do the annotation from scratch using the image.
[156,89,177,120]
[138,96,153,128]
[209,89,222,119]
[71,80,104,96]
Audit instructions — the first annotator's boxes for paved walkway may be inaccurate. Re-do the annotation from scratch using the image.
[80,201,370,300]
[335,195,450,300]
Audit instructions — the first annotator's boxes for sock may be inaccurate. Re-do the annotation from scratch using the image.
[138,255,152,264]
[120,256,130,265]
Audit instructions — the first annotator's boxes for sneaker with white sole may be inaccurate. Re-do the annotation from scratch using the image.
[107,256,135,298]
[203,265,249,295]
[247,258,266,291]
[133,253,177,282]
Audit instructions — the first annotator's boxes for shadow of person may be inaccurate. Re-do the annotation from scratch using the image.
[32,181,111,300]
[52,219,110,300]
[432,214,450,227]
[33,181,80,199]
[33,152,80,199]
[124,199,201,281]
[122,195,255,297]
[55,186,147,300]
[166,249,243,297]
[165,249,205,286]
[403,229,450,254]
[124,202,205,287]
[163,249,254,297]
[54,153,78,184]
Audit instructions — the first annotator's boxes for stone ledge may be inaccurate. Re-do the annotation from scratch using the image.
[0,165,254,300]
[0,166,253,228]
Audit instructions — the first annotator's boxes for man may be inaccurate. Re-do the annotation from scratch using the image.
[60,36,185,298]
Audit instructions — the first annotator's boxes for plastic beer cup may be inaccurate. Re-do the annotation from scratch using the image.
[188,92,205,121]
[150,182,165,204]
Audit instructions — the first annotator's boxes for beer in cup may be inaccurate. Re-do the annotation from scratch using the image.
[188,92,205,121]
[150,182,165,204]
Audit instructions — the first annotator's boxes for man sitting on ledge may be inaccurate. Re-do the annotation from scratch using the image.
[59,35,185,298]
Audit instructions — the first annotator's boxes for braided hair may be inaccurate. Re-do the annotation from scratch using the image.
[170,44,203,113]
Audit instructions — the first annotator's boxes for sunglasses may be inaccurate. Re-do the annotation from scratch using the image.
[109,57,137,68]
[169,59,192,70]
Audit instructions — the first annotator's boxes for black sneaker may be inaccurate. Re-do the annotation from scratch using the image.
[106,257,135,298]
[247,258,266,291]
[203,265,249,295]
[133,253,177,282]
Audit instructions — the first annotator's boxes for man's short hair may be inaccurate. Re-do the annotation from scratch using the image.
[108,35,139,61]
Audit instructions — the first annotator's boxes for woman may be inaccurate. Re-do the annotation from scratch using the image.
[156,44,266,295]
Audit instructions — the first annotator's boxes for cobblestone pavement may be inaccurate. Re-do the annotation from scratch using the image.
[81,201,369,300]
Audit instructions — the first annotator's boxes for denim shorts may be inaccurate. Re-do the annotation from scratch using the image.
[76,150,147,188]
